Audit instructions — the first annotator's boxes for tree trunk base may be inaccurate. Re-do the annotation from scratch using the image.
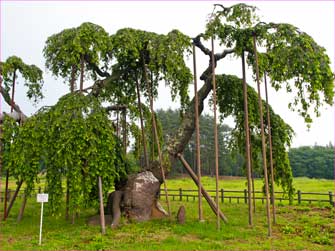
[94,170,168,228]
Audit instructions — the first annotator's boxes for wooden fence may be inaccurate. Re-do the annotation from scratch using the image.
[1,187,334,206]
[158,188,335,206]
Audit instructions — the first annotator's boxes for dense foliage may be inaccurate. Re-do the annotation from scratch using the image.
[206,4,334,125]
[43,22,111,90]
[1,3,334,215]
[108,28,192,111]
[289,144,334,179]
[216,74,295,198]
[0,55,44,103]
[2,94,127,214]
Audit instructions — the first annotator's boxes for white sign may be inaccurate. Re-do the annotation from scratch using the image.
[37,193,48,245]
[37,193,48,203]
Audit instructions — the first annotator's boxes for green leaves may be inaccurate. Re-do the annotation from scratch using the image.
[2,93,127,214]
[216,74,295,200]
[1,56,44,103]
[43,23,111,87]
[110,28,192,110]
[205,5,334,124]
[247,23,334,124]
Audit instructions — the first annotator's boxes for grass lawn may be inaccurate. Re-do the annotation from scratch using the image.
[0,176,334,250]
[166,176,334,192]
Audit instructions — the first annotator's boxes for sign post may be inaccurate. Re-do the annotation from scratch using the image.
[37,193,48,245]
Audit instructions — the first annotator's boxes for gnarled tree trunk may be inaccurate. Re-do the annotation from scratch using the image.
[103,37,234,227]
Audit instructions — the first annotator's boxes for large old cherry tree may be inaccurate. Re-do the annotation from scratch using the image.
[0,4,333,225]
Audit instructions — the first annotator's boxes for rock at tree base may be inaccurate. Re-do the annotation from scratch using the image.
[177,205,186,224]
[123,171,167,221]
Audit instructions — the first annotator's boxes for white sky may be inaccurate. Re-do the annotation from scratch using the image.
[0,1,334,148]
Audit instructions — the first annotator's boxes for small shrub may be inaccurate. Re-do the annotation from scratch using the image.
[281,224,295,234]
[302,226,316,238]
[295,206,311,212]
[312,235,333,245]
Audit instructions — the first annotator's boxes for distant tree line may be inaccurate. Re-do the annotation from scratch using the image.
[156,109,333,179]
[289,144,334,179]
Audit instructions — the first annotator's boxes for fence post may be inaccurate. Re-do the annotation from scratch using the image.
[244,189,247,204]
[39,187,41,193]
[179,188,182,201]
[221,189,224,203]
[297,190,301,204]
[328,191,333,206]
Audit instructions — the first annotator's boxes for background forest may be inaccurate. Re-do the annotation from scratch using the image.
[150,109,334,179]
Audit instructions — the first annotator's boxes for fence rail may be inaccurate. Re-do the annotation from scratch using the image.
[0,188,334,207]
[158,188,334,206]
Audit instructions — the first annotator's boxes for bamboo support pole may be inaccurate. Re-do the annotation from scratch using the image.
[143,62,171,218]
[5,180,23,217]
[98,176,106,234]
[17,190,27,222]
[192,44,204,221]
[122,109,127,155]
[264,73,276,224]
[178,154,228,223]
[242,50,254,226]
[210,37,220,230]
[250,141,256,214]
[135,79,149,169]
[3,70,17,220]
[252,34,272,237]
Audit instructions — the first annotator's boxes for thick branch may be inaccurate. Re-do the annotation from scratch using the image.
[90,71,121,97]
[84,55,111,78]
[105,105,127,113]
[0,82,27,122]
[167,35,234,158]
[0,111,26,123]
[167,74,212,157]
[193,35,235,80]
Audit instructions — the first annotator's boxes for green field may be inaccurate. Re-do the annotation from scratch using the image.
[0,176,334,250]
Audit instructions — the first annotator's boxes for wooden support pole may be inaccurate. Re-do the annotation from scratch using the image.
[5,180,23,218]
[178,154,228,223]
[65,179,70,220]
[149,105,171,218]
[210,36,220,231]
[252,34,272,237]
[135,79,149,169]
[143,61,171,218]
[79,55,85,92]
[3,171,9,220]
[192,44,204,221]
[249,137,256,214]
[122,109,127,155]
[116,109,120,138]
[264,73,276,224]
[17,190,27,222]
[242,50,253,226]
[98,176,106,234]
[3,70,17,220]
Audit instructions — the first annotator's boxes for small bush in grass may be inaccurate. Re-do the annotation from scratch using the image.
[312,235,333,245]
[281,224,295,234]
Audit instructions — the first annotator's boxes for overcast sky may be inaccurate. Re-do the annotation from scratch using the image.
[1,1,334,147]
